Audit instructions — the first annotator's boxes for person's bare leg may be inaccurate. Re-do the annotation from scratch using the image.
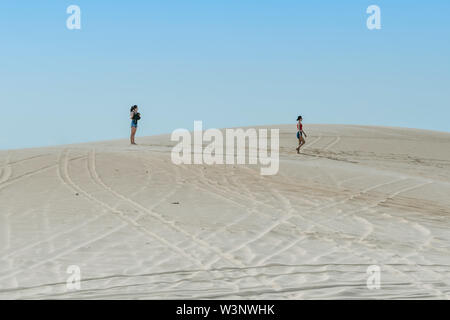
[296,139,301,153]
[133,128,137,144]
[131,127,137,144]
[298,136,305,153]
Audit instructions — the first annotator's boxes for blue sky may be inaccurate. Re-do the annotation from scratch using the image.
[1,0,449,149]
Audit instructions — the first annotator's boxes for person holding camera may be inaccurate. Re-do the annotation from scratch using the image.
[130,105,141,145]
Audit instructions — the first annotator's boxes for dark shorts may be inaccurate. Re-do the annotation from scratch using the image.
[131,120,138,128]
[297,131,302,139]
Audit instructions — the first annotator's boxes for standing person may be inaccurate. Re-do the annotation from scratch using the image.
[130,105,140,145]
[296,115,307,154]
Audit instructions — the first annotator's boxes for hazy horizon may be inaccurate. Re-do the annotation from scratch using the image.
[1,123,449,152]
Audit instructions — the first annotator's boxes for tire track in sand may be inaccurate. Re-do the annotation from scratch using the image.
[88,149,250,270]
[287,179,448,299]
[323,136,341,151]
[303,136,321,149]
[0,153,125,283]
[163,137,447,298]
[197,165,404,247]
[0,152,12,185]
[0,153,55,187]
[0,149,207,283]
[0,154,84,192]
[187,166,448,298]
[317,179,445,289]
[245,177,446,299]
[68,149,206,268]
[109,151,282,292]
[0,154,112,259]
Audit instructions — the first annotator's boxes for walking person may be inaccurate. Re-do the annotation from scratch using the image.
[296,115,307,154]
[130,105,141,145]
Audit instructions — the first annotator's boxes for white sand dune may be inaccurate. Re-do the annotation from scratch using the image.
[0,124,449,299]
